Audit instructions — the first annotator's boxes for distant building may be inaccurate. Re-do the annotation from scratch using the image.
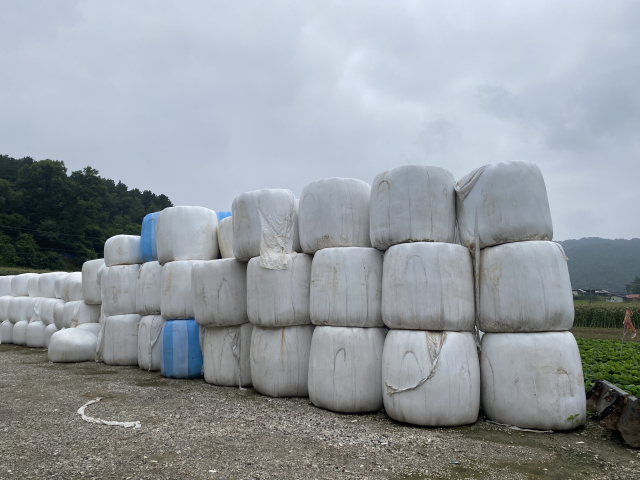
[572,289,587,296]
[626,294,640,303]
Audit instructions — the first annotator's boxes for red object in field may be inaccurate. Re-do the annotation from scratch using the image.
[623,307,636,339]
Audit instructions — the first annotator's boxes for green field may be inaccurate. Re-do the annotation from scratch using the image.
[573,302,640,328]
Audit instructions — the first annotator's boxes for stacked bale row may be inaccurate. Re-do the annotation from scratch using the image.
[456,161,585,430]
[0,275,14,343]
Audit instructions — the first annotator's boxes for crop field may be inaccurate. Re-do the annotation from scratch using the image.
[573,302,640,328]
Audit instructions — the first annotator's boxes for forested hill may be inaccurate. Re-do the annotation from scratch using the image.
[560,237,640,292]
[0,154,172,271]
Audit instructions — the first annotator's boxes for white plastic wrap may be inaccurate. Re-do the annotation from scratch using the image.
[44,323,58,348]
[102,314,141,366]
[38,272,67,298]
[0,276,13,297]
[48,328,98,363]
[12,320,28,345]
[382,330,480,427]
[82,259,105,304]
[455,161,553,250]
[54,273,69,299]
[136,261,163,316]
[157,206,219,265]
[232,189,297,269]
[138,315,165,371]
[104,235,142,267]
[202,324,253,387]
[62,272,83,302]
[63,301,101,328]
[77,323,102,337]
[53,300,65,330]
[481,332,586,430]
[217,216,235,259]
[382,242,475,331]
[8,296,37,324]
[12,273,35,297]
[101,265,140,316]
[299,178,372,254]
[247,254,312,327]
[96,264,105,288]
[370,165,457,250]
[192,259,248,327]
[0,297,11,321]
[479,241,574,332]
[39,298,59,326]
[310,248,383,328]
[27,274,41,297]
[161,260,198,320]
[250,325,315,397]
[26,320,47,348]
[308,326,386,413]
[1,320,13,344]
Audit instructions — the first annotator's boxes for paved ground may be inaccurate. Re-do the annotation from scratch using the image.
[0,343,638,480]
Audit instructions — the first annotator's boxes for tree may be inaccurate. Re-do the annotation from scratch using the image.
[626,276,640,294]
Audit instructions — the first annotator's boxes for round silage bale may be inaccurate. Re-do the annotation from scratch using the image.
[82,259,105,305]
[101,265,140,316]
[1,320,14,344]
[156,206,219,265]
[138,315,165,371]
[202,323,253,387]
[250,325,314,397]
[102,314,141,366]
[44,323,58,348]
[54,273,69,299]
[61,272,83,302]
[9,297,37,324]
[27,274,41,297]
[160,260,199,320]
[298,178,371,254]
[0,276,13,297]
[382,242,475,331]
[308,326,386,413]
[63,301,101,328]
[217,216,234,259]
[0,296,11,322]
[455,160,553,250]
[136,261,163,316]
[141,211,160,263]
[310,247,383,328]
[39,298,60,326]
[480,332,586,431]
[479,241,573,333]
[12,320,28,345]
[370,165,457,250]
[48,328,98,363]
[38,272,66,299]
[161,319,203,379]
[382,330,480,427]
[104,235,143,267]
[246,254,312,327]
[192,259,248,327]
[12,273,36,297]
[26,320,47,348]
[53,300,65,330]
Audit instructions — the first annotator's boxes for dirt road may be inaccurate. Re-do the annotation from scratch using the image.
[0,344,638,479]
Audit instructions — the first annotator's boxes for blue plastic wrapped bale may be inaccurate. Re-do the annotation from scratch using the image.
[217,211,231,222]
[161,319,203,379]
[140,211,160,263]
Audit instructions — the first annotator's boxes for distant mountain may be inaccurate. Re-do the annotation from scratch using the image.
[559,237,640,292]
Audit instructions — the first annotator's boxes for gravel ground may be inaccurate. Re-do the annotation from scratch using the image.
[0,343,638,480]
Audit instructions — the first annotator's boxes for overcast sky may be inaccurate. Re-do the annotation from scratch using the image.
[1,1,639,240]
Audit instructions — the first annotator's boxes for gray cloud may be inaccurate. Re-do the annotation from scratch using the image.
[1,0,639,240]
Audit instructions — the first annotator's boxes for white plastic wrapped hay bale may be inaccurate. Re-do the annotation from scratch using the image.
[310,248,383,328]
[157,206,219,265]
[217,216,234,259]
[0,296,11,322]
[1,320,13,344]
[96,264,105,288]
[370,165,456,250]
[479,241,573,332]
[456,161,553,250]
[0,275,13,296]
[202,323,253,387]
[308,326,386,413]
[44,324,58,348]
[27,274,40,297]
[53,300,65,330]
[9,296,37,324]
[161,260,198,320]
[481,332,586,430]
[104,235,142,267]
[136,261,163,316]
[299,178,372,254]
[62,272,83,302]
[138,315,165,371]
[77,323,102,336]
[192,259,248,327]
[12,273,35,297]
[48,328,98,363]
[232,189,297,265]
[38,272,67,298]
[250,325,314,397]
[40,298,63,326]
[12,320,28,345]
[382,242,475,331]
[382,330,480,427]
[101,265,140,316]
[26,320,47,348]
[82,259,105,305]
[62,301,101,328]
[54,273,69,299]
[247,254,312,327]
[102,314,141,366]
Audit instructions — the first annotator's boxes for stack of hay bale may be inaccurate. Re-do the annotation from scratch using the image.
[37,272,68,347]
[100,235,143,365]
[8,274,38,346]
[456,160,585,431]
[303,178,387,413]
[372,166,480,426]
[157,206,218,379]
[0,275,15,343]
[233,189,313,397]
[137,211,164,371]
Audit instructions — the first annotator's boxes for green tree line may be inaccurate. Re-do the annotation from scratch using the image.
[0,154,172,271]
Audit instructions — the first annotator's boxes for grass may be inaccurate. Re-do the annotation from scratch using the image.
[0,267,55,276]
[573,302,640,328]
